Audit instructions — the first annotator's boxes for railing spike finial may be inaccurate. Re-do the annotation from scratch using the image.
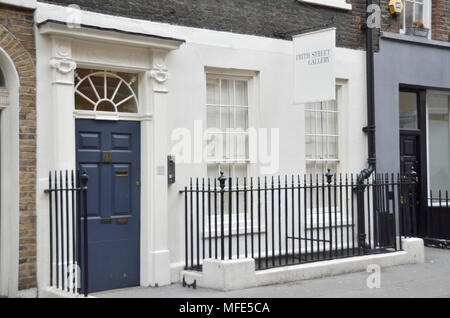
[80,169,89,187]
[326,168,334,185]
[218,171,227,190]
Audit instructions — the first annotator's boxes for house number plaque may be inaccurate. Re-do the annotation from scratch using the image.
[102,151,112,163]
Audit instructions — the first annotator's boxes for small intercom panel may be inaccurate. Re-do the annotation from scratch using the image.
[168,155,176,184]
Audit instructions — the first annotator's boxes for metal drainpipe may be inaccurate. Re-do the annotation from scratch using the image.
[357,0,377,252]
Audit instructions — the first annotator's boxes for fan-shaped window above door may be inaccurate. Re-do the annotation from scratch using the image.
[75,69,138,113]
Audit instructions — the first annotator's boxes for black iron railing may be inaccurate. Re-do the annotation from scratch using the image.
[181,171,413,271]
[398,178,419,238]
[45,170,89,297]
[426,190,450,245]
[429,190,449,207]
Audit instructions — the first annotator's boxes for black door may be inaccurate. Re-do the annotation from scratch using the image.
[398,88,429,237]
[399,132,422,236]
[399,88,450,245]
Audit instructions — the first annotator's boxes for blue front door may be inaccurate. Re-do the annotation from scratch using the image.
[76,119,141,293]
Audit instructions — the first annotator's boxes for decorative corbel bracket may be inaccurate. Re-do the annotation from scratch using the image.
[149,69,169,84]
[50,58,77,85]
[50,37,76,85]
[149,51,169,93]
[50,58,77,75]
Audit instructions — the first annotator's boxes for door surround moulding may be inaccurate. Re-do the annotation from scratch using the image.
[0,47,20,298]
[38,20,185,51]
[37,24,182,292]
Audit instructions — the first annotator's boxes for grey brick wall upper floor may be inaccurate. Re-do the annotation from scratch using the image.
[41,0,450,50]
[41,0,368,49]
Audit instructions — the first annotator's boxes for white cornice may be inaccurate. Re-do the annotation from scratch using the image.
[0,0,36,10]
[38,20,184,51]
[298,0,352,11]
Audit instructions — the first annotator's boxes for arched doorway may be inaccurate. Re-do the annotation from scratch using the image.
[0,48,20,298]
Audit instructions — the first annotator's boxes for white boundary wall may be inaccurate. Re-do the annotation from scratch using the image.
[181,238,425,291]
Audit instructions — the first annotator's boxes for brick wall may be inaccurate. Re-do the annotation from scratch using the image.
[431,0,449,42]
[0,4,36,291]
[43,0,368,49]
[380,0,450,42]
[380,0,402,34]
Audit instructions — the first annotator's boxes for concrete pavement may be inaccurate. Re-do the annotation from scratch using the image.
[93,247,450,298]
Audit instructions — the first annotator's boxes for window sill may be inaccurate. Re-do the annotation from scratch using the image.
[381,32,450,49]
[297,0,352,11]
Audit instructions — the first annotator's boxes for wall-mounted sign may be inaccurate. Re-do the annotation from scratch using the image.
[389,0,403,16]
[293,28,336,104]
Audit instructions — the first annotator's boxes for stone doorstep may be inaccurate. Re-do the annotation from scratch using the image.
[16,287,37,298]
[38,286,94,298]
[181,238,425,292]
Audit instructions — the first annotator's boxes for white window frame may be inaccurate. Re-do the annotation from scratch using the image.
[426,89,450,207]
[400,0,432,38]
[73,69,140,121]
[305,85,342,177]
[205,69,258,180]
[204,68,261,236]
[304,84,347,229]
[297,0,352,11]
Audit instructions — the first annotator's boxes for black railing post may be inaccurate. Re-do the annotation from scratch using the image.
[214,179,218,259]
[218,172,227,261]
[196,178,200,269]
[190,179,193,268]
[59,171,64,291]
[208,179,212,259]
[71,170,76,293]
[48,172,53,287]
[236,178,240,260]
[411,166,418,237]
[184,185,188,269]
[65,170,70,292]
[228,177,233,260]
[80,170,89,298]
[258,177,262,268]
[326,169,333,260]
[356,174,368,254]
[54,171,59,289]
[76,170,83,294]
[244,177,248,259]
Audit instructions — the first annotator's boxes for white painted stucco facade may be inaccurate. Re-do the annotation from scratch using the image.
[34,2,368,294]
